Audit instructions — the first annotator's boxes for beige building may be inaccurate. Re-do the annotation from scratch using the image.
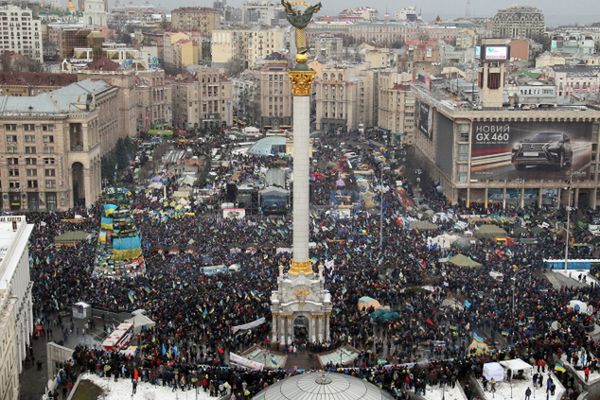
[162,32,200,69]
[0,290,17,400]
[135,70,172,131]
[171,7,220,34]
[0,4,43,63]
[377,70,415,144]
[314,64,375,132]
[211,28,286,68]
[0,80,120,210]
[78,58,137,139]
[492,6,545,39]
[171,68,233,129]
[253,60,292,130]
[0,72,77,96]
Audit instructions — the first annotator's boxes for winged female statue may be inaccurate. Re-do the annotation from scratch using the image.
[281,0,322,60]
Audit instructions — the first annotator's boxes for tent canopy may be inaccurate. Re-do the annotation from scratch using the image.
[475,224,508,239]
[448,254,482,268]
[500,359,534,373]
[125,313,156,334]
[568,300,591,315]
[410,220,438,231]
[483,362,505,382]
[54,230,92,245]
[358,296,382,311]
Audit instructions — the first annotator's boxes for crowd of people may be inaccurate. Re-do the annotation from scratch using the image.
[30,130,600,399]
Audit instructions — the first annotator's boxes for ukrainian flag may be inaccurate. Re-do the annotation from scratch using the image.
[554,361,566,373]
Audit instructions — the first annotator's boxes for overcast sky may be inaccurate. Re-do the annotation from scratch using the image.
[146,0,600,26]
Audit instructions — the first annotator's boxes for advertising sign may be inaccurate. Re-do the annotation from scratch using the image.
[484,46,508,61]
[471,122,592,180]
[417,101,433,140]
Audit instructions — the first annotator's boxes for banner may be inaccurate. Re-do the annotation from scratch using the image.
[223,208,245,219]
[229,352,264,370]
[232,317,266,333]
[471,121,593,180]
[417,101,433,140]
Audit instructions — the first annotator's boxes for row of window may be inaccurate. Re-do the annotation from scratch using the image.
[8,157,55,165]
[7,168,56,177]
[5,179,56,189]
[5,124,54,131]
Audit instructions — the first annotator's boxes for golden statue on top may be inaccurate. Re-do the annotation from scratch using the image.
[281,0,322,64]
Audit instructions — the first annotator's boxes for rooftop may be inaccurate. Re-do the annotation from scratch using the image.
[0,79,112,115]
[0,216,33,290]
[0,72,77,87]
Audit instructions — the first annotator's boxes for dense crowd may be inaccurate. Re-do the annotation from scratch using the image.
[31,131,600,399]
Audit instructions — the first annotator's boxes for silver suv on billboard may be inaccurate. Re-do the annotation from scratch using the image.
[511,132,573,170]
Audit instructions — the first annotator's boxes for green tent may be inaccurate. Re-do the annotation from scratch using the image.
[448,254,482,268]
[54,231,92,246]
[475,224,507,239]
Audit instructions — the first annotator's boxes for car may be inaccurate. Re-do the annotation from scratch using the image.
[511,132,572,170]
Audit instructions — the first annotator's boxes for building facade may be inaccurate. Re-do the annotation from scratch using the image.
[0,72,77,96]
[0,215,33,384]
[0,80,119,210]
[135,70,172,132]
[241,0,284,27]
[171,7,220,34]
[171,68,233,129]
[0,4,43,63]
[83,0,107,28]
[211,28,285,68]
[377,71,415,144]
[551,32,596,55]
[254,60,292,130]
[0,289,17,400]
[492,6,545,39]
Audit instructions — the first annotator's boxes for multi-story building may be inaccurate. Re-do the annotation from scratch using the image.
[492,6,545,39]
[546,65,600,100]
[411,63,600,208]
[211,28,286,68]
[254,59,292,130]
[377,70,415,144]
[0,72,77,96]
[171,68,233,129]
[0,289,17,400]
[78,58,137,139]
[339,7,378,21]
[314,64,375,132]
[313,34,344,60]
[395,6,418,22]
[504,81,557,107]
[232,72,258,125]
[0,215,33,383]
[162,32,200,69]
[551,32,595,55]
[241,0,285,27]
[171,7,220,35]
[45,24,91,60]
[83,0,107,28]
[108,4,164,28]
[0,4,43,63]
[0,80,121,210]
[135,69,172,131]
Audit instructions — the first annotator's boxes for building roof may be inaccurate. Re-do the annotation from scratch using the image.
[0,216,34,291]
[0,72,78,87]
[0,79,112,115]
[86,57,121,71]
[248,136,286,156]
[253,372,394,400]
[551,65,600,76]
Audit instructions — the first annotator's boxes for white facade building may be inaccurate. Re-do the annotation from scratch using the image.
[0,289,18,400]
[0,5,43,63]
[0,215,34,376]
[83,0,107,28]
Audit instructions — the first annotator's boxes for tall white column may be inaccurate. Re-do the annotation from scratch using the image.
[292,95,310,263]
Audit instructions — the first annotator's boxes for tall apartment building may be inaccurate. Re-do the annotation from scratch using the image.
[135,70,172,131]
[211,28,285,68]
[0,289,17,400]
[0,80,120,210]
[171,68,233,129]
[0,4,43,63]
[492,6,545,39]
[45,24,91,60]
[241,0,285,26]
[254,59,291,129]
[162,32,200,69]
[78,58,137,139]
[377,71,415,144]
[314,65,375,132]
[171,7,220,34]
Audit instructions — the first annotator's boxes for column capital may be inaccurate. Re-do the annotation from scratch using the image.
[289,259,312,276]
[288,69,316,96]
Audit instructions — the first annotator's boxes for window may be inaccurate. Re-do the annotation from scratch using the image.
[25,158,36,165]
[26,169,36,177]
[45,180,56,189]
[8,158,18,165]
[6,135,17,143]
[5,124,16,131]
[43,158,55,165]
[44,168,55,177]
[42,124,54,131]
[24,123,35,131]
[9,181,20,189]
[25,135,35,143]
[25,146,36,154]
[43,146,54,154]
[42,135,54,143]
[8,168,19,177]
[27,180,37,188]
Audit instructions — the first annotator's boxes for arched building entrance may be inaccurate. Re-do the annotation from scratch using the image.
[72,162,85,207]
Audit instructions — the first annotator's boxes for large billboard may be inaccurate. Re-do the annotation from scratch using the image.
[417,101,433,140]
[471,121,593,180]
[435,112,454,176]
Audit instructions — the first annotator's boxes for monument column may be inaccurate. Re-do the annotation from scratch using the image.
[271,313,278,343]
[325,313,331,342]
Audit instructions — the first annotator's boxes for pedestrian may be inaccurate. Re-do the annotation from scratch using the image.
[584,366,590,382]
[132,379,138,394]
[525,387,532,400]
[490,378,496,393]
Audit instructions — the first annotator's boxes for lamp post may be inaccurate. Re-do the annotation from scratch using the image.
[511,276,516,345]
[564,175,573,271]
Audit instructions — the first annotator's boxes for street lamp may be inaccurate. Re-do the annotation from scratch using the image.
[564,176,573,271]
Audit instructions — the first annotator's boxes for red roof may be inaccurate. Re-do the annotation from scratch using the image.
[0,72,77,87]
[85,57,121,71]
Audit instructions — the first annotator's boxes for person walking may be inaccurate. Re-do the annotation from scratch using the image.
[525,387,532,400]
[584,366,590,383]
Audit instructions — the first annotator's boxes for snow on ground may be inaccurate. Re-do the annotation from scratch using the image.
[422,383,467,400]
[555,269,598,287]
[561,354,600,385]
[475,373,565,400]
[79,373,217,400]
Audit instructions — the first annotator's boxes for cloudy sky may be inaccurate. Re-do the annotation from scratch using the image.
[145,0,599,26]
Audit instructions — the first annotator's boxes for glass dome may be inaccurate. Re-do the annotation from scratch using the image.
[252,372,395,400]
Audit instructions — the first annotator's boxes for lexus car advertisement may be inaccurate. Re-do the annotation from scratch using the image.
[470,121,593,180]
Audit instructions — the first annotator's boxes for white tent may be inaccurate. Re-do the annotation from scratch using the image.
[500,359,534,376]
[483,362,505,382]
[125,313,156,334]
[568,300,592,315]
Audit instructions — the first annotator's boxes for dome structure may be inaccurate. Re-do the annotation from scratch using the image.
[252,372,394,400]
[248,136,287,156]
